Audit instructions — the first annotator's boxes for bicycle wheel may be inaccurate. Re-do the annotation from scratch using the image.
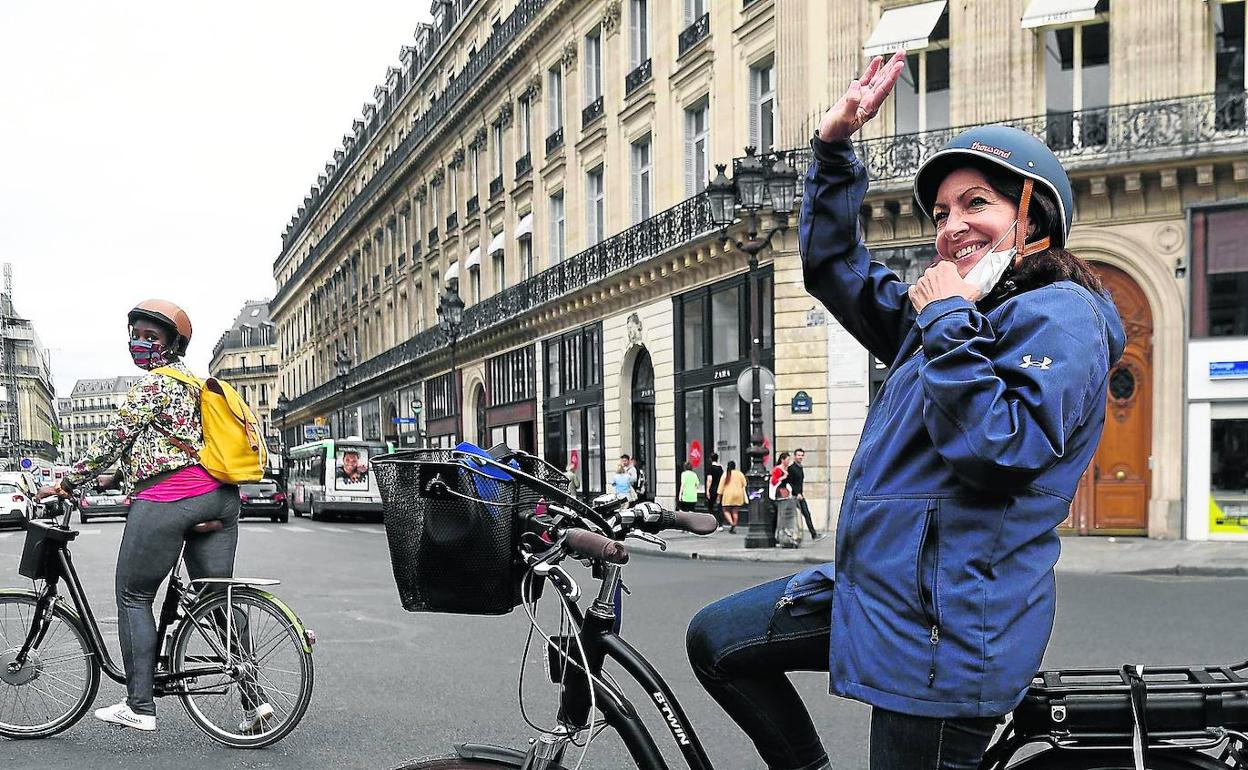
[0,594,101,738]
[1007,748,1226,769]
[169,587,313,748]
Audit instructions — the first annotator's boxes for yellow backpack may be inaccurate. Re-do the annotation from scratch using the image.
[152,367,268,485]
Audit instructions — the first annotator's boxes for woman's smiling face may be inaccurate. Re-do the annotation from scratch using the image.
[932,167,1021,278]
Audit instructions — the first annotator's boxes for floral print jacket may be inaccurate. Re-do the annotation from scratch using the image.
[63,360,204,492]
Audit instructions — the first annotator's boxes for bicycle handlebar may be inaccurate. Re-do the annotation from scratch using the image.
[671,509,719,535]
[563,529,629,564]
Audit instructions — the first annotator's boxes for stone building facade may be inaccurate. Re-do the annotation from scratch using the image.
[271,0,1248,540]
[208,300,280,443]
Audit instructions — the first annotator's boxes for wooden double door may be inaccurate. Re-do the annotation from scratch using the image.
[1064,264,1153,535]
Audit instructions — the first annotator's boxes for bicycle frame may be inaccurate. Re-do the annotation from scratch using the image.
[12,528,245,697]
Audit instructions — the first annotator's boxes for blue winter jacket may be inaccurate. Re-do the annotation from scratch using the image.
[792,137,1126,718]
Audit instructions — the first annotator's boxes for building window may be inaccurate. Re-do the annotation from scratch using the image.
[684,0,707,24]
[889,6,951,135]
[630,0,649,67]
[631,135,653,223]
[487,347,537,407]
[585,28,603,102]
[518,96,532,158]
[1041,1,1109,149]
[469,264,481,304]
[520,236,534,281]
[469,145,480,198]
[1192,204,1248,337]
[550,191,566,263]
[492,244,505,295]
[1215,1,1246,130]
[543,324,605,495]
[750,57,776,154]
[547,66,564,131]
[586,166,605,245]
[685,99,710,196]
[492,122,504,179]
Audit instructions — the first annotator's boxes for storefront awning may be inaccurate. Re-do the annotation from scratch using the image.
[489,230,505,256]
[1021,0,1100,29]
[516,213,533,239]
[445,260,460,286]
[466,245,481,270]
[863,0,946,57]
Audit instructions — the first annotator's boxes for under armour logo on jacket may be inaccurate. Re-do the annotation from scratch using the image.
[1020,355,1053,369]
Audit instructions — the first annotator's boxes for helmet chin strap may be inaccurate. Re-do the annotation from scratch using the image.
[1013,178,1052,267]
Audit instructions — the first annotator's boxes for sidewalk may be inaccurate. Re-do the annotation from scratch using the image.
[629,528,1248,576]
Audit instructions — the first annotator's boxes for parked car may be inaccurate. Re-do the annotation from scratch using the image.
[0,483,29,529]
[0,472,38,520]
[79,489,130,523]
[239,479,288,523]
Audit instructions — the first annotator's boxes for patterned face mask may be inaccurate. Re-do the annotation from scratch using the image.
[129,339,171,370]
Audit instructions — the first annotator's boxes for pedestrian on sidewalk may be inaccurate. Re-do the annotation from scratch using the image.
[769,452,800,548]
[612,461,636,502]
[687,49,1126,770]
[678,461,699,512]
[789,448,823,541]
[705,453,725,529]
[717,460,746,534]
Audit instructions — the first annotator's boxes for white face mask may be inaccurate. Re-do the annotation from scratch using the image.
[959,221,1018,298]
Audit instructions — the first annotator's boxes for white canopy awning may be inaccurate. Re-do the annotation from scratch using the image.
[489,230,506,256]
[516,213,533,239]
[1021,0,1100,29]
[863,0,946,57]
[444,260,460,286]
[466,245,482,270]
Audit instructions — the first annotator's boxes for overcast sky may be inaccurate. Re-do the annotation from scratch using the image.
[0,2,432,397]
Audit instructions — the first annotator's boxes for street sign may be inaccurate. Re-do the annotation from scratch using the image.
[19,458,32,470]
[791,390,813,414]
[303,425,331,441]
[736,367,777,402]
[1210,361,1248,379]
[392,417,418,424]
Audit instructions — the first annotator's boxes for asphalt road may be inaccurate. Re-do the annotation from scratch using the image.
[1,515,1246,770]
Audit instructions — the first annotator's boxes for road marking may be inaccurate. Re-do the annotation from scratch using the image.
[284,526,314,533]
[358,528,387,535]
[317,526,352,533]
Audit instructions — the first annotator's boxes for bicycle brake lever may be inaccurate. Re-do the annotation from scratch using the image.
[533,562,581,601]
[627,530,667,551]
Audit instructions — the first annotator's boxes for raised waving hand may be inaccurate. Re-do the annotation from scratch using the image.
[816,50,907,143]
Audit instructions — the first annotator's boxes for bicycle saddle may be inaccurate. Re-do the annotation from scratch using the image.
[190,519,224,534]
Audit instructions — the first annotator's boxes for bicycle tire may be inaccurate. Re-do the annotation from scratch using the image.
[169,586,313,748]
[0,594,101,739]
[1007,747,1227,769]
[392,758,571,770]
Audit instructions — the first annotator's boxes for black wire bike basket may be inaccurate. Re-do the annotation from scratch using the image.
[372,448,570,615]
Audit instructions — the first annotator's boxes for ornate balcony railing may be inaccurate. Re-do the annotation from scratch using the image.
[678,13,710,57]
[625,59,652,96]
[466,195,479,215]
[765,92,1248,192]
[515,153,532,178]
[545,127,564,155]
[446,212,458,232]
[286,192,715,414]
[274,0,555,304]
[213,364,280,379]
[581,96,604,129]
[489,175,504,198]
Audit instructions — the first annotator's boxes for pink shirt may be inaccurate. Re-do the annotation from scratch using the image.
[133,464,221,502]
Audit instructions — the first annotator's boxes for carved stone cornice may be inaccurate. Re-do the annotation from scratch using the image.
[522,73,541,100]
[602,1,621,35]
[450,147,465,168]
[413,184,427,203]
[430,167,445,186]
[561,40,578,70]
[497,102,513,129]
[470,126,487,150]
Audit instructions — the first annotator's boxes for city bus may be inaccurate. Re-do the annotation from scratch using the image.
[286,437,393,521]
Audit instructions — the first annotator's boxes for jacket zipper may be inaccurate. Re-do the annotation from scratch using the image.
[916,500,941,687]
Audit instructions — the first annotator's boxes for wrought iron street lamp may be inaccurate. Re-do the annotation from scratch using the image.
[706,147,800,549]
[437,279,465,443]
[334,348,352,438]
[275,392,290,482]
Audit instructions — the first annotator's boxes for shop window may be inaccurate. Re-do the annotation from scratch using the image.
[682,295,706,370]
[1192,204,1248,337]
[711,286,741,364]
[1211,418,1248,528]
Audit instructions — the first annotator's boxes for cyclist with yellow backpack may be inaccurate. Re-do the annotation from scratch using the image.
[37,299,269,734]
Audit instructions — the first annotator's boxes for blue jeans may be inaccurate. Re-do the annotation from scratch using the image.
[686,576,999,770]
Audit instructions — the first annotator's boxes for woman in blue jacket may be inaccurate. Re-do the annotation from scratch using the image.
[686,51,1126,770]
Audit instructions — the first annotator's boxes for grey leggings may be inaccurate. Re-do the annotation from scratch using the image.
[115,486,239,715]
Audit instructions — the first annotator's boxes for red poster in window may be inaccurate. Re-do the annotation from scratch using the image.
[689,440,703,469]
[569,449,580,470]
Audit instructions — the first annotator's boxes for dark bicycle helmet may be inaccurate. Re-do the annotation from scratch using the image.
[913,125,1074,253]
[127,299,193,356]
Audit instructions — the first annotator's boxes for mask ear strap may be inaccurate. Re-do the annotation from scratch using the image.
[1012,178,1053,266]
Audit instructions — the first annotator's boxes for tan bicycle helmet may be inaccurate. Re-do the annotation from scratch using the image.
[127,299,193,356]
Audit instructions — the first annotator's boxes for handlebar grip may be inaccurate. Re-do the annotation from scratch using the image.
[563,529,630,564]
[673,510,719,535]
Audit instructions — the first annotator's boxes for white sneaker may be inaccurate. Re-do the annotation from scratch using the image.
[238,703,274,734]
[94,701,156,731]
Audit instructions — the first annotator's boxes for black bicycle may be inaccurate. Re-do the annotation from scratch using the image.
[373,447,1248,770]
[0,491,316,747]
